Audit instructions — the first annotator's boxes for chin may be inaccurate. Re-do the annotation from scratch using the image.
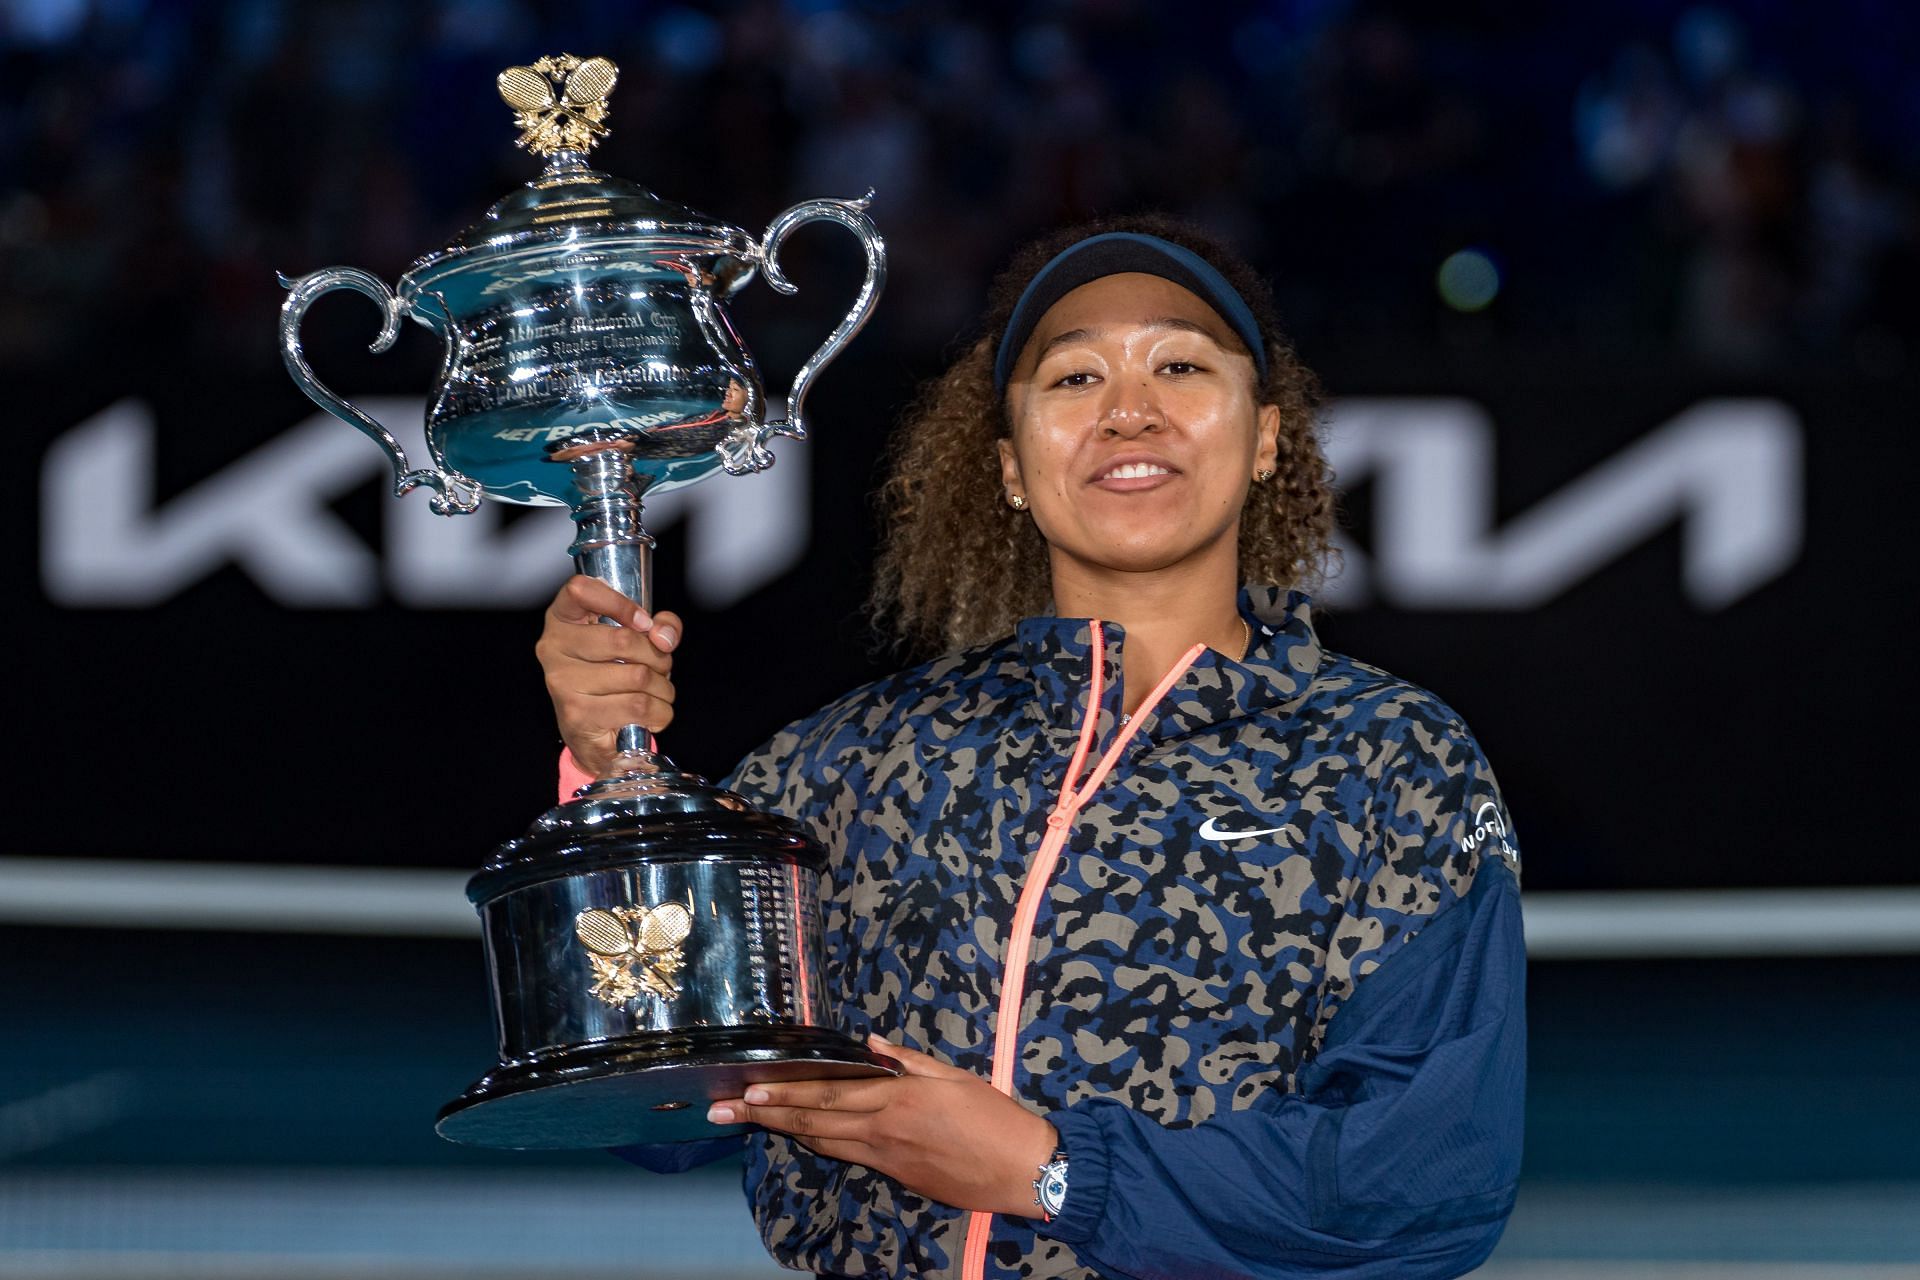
[1105,552,1186,574]
[1080,540,1208,575]
[1043,515,1237,579]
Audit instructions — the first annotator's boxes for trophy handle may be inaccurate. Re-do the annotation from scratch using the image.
[277,267,483,515]
[722,192,886,474]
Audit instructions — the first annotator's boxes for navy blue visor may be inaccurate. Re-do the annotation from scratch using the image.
[992,232,1268,395]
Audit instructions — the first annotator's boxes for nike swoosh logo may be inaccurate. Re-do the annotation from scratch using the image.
[1198,816,1289,842]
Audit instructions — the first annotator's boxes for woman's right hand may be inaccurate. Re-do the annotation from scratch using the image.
[535,575,683,778]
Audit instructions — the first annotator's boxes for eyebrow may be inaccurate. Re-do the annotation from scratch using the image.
[1031,316,1234,364]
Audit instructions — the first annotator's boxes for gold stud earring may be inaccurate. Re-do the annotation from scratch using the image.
[1007,493,1028,510]
[1255,468,1275,482]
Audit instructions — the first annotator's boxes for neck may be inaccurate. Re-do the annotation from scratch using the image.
[1048,550,1244,714]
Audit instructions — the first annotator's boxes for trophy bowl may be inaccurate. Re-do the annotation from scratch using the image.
[278,53,898,1149]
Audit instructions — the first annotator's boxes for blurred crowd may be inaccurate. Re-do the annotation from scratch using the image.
[1573,7,1915,367]
[2,0,1915,377]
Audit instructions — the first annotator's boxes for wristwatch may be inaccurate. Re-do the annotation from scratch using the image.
[1032,1148,1069,1223]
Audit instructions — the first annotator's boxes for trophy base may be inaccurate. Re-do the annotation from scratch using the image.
[434,1026,900,1149]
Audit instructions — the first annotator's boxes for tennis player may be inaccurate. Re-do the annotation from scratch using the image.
[538,216,1525,1280]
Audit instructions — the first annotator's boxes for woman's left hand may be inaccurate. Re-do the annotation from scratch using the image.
[708,1035,1058,1217]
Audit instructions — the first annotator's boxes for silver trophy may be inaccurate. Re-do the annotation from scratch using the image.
[279,54,897,1148]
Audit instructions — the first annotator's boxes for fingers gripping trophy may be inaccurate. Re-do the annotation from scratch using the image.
[278,54,898,1148]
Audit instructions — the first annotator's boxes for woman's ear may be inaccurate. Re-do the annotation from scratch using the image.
[1255,403,1281,477]
[997,437,1024,497]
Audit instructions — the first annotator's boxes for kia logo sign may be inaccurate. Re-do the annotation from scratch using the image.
[40,399,809,610]
[39,397,1798,612]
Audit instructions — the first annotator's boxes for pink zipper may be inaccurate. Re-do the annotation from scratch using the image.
[962,624,1205,1280]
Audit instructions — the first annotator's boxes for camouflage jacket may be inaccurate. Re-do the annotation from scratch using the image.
[631,587,1526,1279]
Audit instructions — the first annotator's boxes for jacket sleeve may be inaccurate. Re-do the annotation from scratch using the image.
[608,1132,744,1173]
[1044,851,1523,1279]
[557,747,593,802]
[1044,692,1526,1280]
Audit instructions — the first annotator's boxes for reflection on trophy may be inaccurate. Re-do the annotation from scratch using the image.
[278,53,897,1148]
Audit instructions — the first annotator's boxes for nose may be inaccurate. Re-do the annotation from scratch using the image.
[1099,376,1162,437]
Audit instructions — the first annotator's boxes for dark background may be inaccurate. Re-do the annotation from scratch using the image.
[11,0,1919,890]
[4,1,1918,1273]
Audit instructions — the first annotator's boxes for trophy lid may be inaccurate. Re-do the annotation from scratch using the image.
[402,54,756,292]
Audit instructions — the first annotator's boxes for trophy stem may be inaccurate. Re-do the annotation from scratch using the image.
[567,446,664,770]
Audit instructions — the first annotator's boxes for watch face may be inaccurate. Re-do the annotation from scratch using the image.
[1039,1163,1069,1217]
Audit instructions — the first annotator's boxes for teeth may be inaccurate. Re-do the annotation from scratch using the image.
[1104,462,1170,480]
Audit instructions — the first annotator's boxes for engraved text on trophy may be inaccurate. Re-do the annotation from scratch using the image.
[450,280,698,416]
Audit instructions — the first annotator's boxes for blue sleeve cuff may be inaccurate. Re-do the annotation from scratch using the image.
[606,1133,742,1174]
[1039,1105,1112,1246]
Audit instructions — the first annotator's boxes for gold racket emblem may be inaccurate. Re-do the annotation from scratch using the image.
[574,896,691,1007]
[574,908,631,956]
[561,57,618,107]
[497,65,556,114]
[497,54,619,158]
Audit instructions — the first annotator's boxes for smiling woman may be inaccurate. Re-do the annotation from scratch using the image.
[538,215,1526,1280]
[997,268,1281,702]
[871,216,1333,661]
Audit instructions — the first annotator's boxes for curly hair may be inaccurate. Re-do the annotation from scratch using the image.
[870,214,1334,656]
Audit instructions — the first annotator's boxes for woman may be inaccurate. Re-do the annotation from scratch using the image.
[539,216,1526,1280]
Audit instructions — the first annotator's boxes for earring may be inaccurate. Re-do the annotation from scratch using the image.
[1007,493,1028,510]
[1255,468,1275,482]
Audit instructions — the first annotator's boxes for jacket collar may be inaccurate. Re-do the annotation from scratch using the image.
[1016,586,1322,743]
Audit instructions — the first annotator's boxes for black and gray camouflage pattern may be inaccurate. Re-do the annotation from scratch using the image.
[722,587,1519,1279]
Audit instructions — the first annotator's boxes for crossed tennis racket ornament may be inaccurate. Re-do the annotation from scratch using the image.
[575,900,694,1006]
[497,54,619,157]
